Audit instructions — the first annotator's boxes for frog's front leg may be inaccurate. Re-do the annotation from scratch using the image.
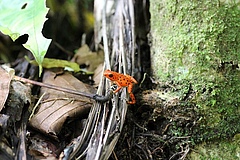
[113,81,123,93]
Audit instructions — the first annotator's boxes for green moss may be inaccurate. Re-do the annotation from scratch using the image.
[150,0,240,157]
[194,68,240,142]
[189,134,240,159]
[151,0,240,80]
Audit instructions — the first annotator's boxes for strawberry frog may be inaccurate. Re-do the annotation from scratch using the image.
[104,69,137,104]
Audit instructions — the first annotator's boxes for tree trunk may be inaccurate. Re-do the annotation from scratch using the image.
[150,0,240,159]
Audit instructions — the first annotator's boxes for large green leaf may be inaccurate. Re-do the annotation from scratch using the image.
[0,0,51,75]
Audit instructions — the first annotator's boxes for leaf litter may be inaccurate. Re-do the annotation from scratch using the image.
[0,65,14,112]
[29,70,93,137]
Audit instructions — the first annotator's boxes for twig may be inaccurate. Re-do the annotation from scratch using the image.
[13,76,112,102]
[135,143,149,160]
[112,150,118,160]
[29,92,46,120]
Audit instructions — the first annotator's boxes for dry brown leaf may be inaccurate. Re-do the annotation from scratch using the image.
[71,44,104,72]
[0,65,14,112]
[29,70,92,136]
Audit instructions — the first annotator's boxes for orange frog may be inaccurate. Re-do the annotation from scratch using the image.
[104,69,137,104]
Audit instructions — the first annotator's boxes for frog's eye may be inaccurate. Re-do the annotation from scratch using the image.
[109,74,113,77]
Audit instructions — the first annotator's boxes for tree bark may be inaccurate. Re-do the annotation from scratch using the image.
[150,0,240,159]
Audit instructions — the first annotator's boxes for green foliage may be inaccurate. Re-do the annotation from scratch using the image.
[29,58,93,74]
[0,0,51,75]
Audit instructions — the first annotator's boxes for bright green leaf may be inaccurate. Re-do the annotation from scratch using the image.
[29,58,94,74]
[0,0,51,75]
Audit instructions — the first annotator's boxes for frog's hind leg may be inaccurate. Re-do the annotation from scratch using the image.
[127,92,136,104]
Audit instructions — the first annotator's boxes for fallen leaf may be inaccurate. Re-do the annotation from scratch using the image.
[0,65,15,112]
[29,70,92,136]
[71,44,104,72]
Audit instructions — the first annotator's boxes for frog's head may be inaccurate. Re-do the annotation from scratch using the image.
[104,69,117,81]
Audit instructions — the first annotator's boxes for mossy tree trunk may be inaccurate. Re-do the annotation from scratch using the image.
[150,0,240,159]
